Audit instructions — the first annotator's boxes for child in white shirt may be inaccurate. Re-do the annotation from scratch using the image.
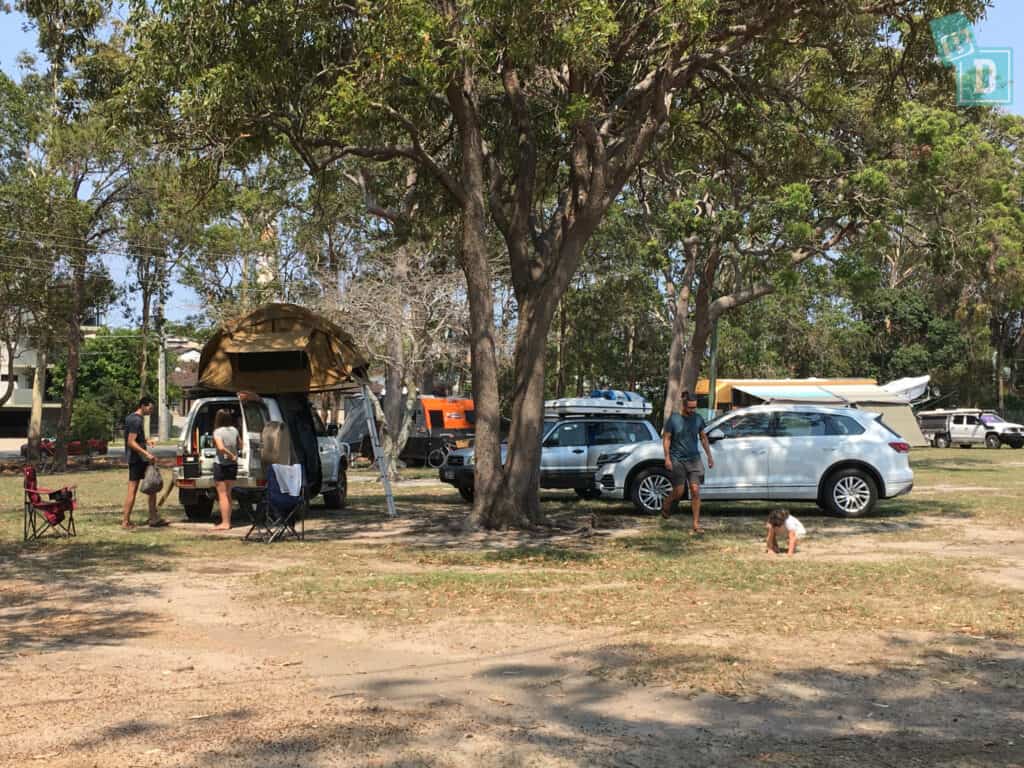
[766,508,806,556]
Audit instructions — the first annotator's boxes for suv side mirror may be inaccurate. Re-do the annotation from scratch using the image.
[707,428,725,442]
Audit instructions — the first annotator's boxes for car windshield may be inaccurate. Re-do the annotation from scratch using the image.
[980,414,1005,426]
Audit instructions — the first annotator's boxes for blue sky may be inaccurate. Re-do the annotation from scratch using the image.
[1,3,1022,324]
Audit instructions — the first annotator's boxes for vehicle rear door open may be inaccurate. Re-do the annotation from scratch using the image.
[240,397,271,482]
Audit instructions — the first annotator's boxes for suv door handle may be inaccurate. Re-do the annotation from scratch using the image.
[572,449,584,454]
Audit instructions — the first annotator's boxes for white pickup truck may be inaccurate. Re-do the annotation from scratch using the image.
[917,408,1024,449]
[175,392,347,521]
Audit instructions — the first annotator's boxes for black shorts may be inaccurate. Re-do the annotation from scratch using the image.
[128,462,148,482]
[213,462,238,482]
[670,458,704,488]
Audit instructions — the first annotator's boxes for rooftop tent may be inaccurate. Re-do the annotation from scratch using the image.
[197,303,370,394]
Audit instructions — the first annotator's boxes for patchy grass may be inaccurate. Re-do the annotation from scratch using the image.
[256,532,1022,639]
[4,448,1023,699]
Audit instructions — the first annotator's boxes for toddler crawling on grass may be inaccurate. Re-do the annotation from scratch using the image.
[766,508,805,557]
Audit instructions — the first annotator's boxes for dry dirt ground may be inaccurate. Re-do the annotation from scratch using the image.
[2,453,1023,768]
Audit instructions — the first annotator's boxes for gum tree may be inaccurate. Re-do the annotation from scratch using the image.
[125,0,979,526]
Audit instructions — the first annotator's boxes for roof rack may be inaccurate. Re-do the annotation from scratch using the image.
[544,390,652,419]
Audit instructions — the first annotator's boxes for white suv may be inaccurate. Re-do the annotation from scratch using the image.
[175,392,347,520]
[594,404,914,518]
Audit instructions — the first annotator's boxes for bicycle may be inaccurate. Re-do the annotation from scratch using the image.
[426,433,457,468]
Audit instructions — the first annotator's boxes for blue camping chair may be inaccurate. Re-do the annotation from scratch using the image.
[245,464,306,543]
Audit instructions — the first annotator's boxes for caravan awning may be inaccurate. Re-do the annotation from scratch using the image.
[732,385,845,403]
[733,383,911,405]
[817,386,911,404]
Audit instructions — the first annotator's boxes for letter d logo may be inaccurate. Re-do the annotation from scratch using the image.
[974,59,997,94]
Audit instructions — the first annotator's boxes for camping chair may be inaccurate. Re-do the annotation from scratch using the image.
[23,465,77,541]
[244,464,307,543]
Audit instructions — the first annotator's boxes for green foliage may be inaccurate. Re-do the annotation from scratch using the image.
[70,397,113,442]
[49,329,167,424]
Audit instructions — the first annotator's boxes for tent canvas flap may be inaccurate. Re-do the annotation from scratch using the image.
[867,404,928,446]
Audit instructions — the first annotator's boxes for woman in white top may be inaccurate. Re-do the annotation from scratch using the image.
[766,508,806,556]
[211,409,241,531]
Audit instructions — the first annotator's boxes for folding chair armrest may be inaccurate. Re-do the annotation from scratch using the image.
[33,485,59,494]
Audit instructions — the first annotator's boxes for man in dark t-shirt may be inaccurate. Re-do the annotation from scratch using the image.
[661,392,714,533]
[121,396,167,528]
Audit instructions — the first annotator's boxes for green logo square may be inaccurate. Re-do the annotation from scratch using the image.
[957,49,1014,106]
[930,12,976,65]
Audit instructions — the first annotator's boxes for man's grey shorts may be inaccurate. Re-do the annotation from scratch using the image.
[671,458,704,488]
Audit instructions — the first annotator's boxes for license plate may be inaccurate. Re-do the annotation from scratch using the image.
[444,470,455,480]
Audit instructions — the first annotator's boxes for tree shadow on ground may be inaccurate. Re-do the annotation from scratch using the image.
[262,479,982,559]
[171,633,1024,768]
[0,539,178,655]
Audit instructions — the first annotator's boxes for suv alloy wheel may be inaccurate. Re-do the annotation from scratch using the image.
[630,467,674,515]
[822,468,878,517]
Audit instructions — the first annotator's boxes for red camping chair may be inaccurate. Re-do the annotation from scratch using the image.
[23,465,77,541]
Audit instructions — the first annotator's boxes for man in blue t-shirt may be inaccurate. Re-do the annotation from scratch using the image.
[661,392,714,533]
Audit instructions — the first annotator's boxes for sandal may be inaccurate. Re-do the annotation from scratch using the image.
[690,527,705,535]
[147,519,170,528]
[121,522,137,529]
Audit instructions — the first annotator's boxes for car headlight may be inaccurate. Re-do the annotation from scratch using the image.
[465,454,474,466]
[597,452,629,465]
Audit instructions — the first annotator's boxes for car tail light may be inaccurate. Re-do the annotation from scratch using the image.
[177,479,195,487]
[175,454,183,466]
[889,441,911,453]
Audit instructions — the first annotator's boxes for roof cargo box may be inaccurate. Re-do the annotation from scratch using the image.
[544,390,652,418]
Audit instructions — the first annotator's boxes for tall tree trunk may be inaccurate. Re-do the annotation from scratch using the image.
[625,318,636,392]
[55,254,86,471]
[663,258,697,423]
[0,338,16,408]
[383,246,409,478]
[27,347,47,461]
[447,70,503,530]
[492,292,559,526]
[138,281,152,399]
[994,316,1006,412]
[680,312,713,399]
[394,368,421,464]
[137,253,152,399]
[555,299,567,399]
